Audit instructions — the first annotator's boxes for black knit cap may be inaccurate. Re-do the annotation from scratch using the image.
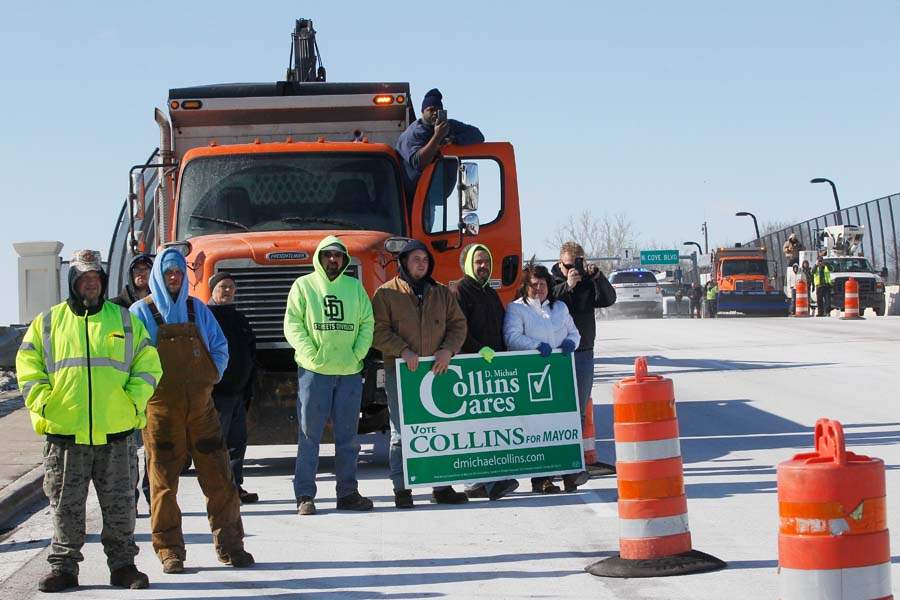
[421,88,443,112]
[208,271,235,290]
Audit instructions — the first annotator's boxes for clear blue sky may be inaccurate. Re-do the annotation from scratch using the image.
[2,2,898,323]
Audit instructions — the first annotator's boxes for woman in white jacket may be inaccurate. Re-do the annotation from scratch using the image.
[503,263,583,494]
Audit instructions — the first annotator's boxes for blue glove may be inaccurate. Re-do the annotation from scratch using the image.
[536,342,553,358]
[560,339,577,355]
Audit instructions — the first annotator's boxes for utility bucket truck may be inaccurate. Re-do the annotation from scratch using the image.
[107,19,524,443]
[813,225,887,316]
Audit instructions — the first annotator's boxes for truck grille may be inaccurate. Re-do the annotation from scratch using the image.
[214,261,358,349]
[833,277,874,294]
[734,280,764,292]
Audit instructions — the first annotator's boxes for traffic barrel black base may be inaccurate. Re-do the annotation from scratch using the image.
[585,550,727,578]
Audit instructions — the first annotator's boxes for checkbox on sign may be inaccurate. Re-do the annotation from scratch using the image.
[528,364,553,402]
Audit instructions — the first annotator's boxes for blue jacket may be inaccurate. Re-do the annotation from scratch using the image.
[129,248,229,380]
[395,118,484,187]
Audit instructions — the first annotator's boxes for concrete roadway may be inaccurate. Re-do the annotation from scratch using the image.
[1,316,898,599]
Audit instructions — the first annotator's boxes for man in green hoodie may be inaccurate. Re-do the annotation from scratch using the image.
[284,236,375,516]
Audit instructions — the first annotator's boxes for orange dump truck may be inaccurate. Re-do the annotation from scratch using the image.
[711,246,789,316]
[107,20,523,442]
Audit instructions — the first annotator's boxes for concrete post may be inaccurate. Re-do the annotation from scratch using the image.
[13,241,63,324]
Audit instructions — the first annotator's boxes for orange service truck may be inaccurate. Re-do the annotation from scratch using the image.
[107,20,523,442]
[711,245,789,316]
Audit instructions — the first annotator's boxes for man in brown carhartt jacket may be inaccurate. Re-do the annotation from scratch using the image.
[372,240,467,509]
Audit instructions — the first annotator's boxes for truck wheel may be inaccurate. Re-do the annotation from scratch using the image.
[875,306,885,317]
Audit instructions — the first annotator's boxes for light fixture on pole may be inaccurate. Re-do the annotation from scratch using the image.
[735,211,761,244]
[810,178,843,225]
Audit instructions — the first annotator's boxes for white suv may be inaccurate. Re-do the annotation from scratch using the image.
[606,269,663,318]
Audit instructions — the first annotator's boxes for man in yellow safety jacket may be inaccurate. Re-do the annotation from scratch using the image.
[813,256,833,317]
[16,249,162,593]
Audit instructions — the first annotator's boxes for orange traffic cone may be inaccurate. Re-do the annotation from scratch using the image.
[778,418,891,599]
[794,280,810,318]
[841,277,864,320]
[583,396,616,477]
[586,357,725,578]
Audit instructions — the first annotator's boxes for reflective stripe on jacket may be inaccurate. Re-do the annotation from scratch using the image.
[16,301,162,444]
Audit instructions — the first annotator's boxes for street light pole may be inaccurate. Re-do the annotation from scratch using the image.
[700,222,709,253]
[735,211,761,244]
[683,241,703,256]
[810,178,843,225]
[682,242,703,285]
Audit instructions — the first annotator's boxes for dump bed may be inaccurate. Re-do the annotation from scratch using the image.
[168,81,415,159]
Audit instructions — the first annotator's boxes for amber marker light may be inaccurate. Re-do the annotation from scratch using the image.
[373,94,394,105]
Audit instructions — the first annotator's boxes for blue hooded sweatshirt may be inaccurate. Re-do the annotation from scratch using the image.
[129,247,229,380]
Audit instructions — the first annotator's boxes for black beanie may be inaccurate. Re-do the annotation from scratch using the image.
[421,88,443,112]
[208,271,235,291]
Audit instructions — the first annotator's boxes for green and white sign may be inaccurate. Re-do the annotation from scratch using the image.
[396,350,585,488]
[640,249,679,265]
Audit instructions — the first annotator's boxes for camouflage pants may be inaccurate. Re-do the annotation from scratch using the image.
[42,436,139,575]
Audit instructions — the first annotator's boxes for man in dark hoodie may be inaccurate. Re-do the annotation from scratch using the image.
[372,240,468,508]
[394,88,484,192]
[111,254,154,511]
[453,243,519,501]
[207,271,258,504]
[552,242,617,479]
[112,254,153,309]
[16,250,162,592]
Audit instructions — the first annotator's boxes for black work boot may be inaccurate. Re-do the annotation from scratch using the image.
[38,570,78,593]
[431,487,468,504]
[110,564,150,589]
[218,547,255,568]
[394,489,414,509]
[336,491,374,511]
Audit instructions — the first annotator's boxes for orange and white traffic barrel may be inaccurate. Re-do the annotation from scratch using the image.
[586,357,725,578]
[842,277,864,320]
[795,280,810,318]
[778,418,892,599]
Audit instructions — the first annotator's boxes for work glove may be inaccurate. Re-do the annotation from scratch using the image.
[536,342,553,358]
[560,339,577,355]
[478,346,496,363]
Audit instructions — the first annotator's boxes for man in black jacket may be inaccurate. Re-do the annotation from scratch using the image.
[111,253,154,512]
[111,255,153,309]
[453,243,519,501]
[207,272,259,504]
[552,242,617,477]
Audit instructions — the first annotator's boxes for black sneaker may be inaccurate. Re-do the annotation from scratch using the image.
[394,489,414,509]
[239,487,259,504]
[110,565,149,589]
[38,570,78,593]
[431,487,469,504]
[336,491,374,511]
[531,479,562,494]
[488,479,520,501]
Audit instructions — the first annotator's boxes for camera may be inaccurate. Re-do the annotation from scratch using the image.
[436,109,448,124]
[574,256,586,275]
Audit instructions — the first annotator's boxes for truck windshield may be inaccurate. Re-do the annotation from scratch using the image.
[825,258,872,273]
[176,153,404,239]
[721,260,768,277]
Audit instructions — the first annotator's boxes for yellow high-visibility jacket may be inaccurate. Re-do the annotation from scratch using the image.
[16,300,162,444]
[813,265,832,287]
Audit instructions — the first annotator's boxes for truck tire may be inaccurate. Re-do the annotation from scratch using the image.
[875,306,885,317]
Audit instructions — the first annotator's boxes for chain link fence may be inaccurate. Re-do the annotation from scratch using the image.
[750,193,900,289]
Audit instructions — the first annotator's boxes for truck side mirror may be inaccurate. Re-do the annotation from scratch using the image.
[461,212,480,236]
[880,267,888,278]
[459,162,479,211]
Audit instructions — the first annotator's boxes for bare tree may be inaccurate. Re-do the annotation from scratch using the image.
[545,210,637,271]
[760,219,794,236]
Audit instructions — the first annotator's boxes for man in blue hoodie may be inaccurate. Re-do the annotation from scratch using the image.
[130,248,253,574]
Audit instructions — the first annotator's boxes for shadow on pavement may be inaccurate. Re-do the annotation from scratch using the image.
[594,355,834,381]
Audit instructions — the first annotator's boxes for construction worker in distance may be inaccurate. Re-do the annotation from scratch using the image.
[689,282,703,319]
[16,249,162,593]
[452,243,519,501]
[130,248,254,574]
[813,255,833,317]
[782,233,803,266]
[372,239,469,508]
[283,236,375,516]
[705,280,718,318]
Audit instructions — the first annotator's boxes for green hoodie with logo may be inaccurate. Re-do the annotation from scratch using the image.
[283,236,374,375]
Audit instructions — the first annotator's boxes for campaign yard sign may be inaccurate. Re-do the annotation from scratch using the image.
[396,350,585,488]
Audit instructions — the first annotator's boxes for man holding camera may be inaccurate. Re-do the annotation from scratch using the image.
[551,242,617,480]
[394,88,484,191]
